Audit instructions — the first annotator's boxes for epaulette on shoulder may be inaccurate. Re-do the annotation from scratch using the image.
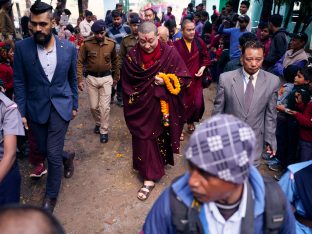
[106,37,116,43]
[123,34,131,39]
[84,36,95,43]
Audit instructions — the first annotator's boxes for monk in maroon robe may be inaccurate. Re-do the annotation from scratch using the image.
[122,22,190,201]
[174,19,211,134]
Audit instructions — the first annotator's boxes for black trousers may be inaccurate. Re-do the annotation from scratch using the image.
[29,106,69,198]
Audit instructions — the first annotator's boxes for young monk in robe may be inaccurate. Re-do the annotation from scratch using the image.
[174,19,211,135]
[122,22,191,200]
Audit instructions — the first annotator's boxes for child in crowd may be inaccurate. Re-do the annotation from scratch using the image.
[284,65,312,162]
[0,42,13,99]
[270,65,312,179]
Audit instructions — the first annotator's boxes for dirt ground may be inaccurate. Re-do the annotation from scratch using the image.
[19,83,271,233]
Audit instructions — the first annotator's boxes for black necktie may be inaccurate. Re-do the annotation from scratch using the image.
[244,75,254,112]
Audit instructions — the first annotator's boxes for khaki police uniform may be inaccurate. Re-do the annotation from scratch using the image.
[119,34,138,65]
[77,36,120,135]
[0,92,24,205]
[0,9,15,39]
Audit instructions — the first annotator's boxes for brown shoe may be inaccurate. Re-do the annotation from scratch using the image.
[63,152,75,178]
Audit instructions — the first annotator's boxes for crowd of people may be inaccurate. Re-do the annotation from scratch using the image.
[0,0,312,233]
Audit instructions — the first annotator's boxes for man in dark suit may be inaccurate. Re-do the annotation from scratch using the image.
[13,1,78,212]
[213,40,280,162]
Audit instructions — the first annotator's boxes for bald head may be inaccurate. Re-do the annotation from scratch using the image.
[138,21,159,53]
[138,21,157,35]
[0,205,65,234]
[157,26,169,43]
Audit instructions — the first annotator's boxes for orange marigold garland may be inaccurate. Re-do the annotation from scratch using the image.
[160,100,170,127]
[157,73,181,127]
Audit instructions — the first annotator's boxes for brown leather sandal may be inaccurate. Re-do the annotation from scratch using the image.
[137,184,155,201]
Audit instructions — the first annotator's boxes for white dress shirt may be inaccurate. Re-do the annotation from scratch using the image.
[242,69,259,92]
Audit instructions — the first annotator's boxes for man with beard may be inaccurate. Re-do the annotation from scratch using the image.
[13,0,78,212]
[77,20,120,143]
[141,114,295,234]
[122,21,190,201]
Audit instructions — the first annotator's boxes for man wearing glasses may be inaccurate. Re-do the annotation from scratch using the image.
[77,20,120,143]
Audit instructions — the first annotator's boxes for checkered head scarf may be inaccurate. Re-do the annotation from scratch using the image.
[185,114,256,184]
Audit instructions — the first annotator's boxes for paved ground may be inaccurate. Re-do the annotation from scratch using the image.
[19,83,271,233]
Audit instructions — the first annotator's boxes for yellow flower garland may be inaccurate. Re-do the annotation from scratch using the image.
[158,73,181,95]
[160,100,170,127]
[157,73,181,126]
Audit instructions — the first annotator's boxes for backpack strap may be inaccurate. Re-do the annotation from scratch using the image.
[263,176,286,234]
[240,181,254,234]
[170,178,204,234]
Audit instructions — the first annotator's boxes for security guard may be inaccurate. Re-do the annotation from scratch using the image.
[119,16,141,65]
[77,20,120,143]
[0,80,24,206]
[0,0,15,39]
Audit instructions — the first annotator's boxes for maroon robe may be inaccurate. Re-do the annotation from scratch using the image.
[122,41,190,180]
[174,37,211,123]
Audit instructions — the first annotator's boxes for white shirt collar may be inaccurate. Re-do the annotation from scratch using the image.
[206,181,248,223]
[242,68,260,80]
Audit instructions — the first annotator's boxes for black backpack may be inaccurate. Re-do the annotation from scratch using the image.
[170,176,287,234]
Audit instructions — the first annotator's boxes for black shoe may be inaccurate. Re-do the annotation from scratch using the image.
[63,152,75,178]
[94,125,100,134]
[116,99,124,107]
[42,197,57,213]
[100,134,108,143]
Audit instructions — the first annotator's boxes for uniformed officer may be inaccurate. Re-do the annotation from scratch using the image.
[77,20,120,143]
[119,16,141,65]
[0,80,24,206]
[0,0,15,40]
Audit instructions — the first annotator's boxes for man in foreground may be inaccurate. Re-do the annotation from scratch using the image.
[141,114,295,233]
[13,1,78,212]
[122,21,190,200]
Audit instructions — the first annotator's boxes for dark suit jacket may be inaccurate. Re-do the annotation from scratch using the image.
[212,68,280,159]
[13,36,78,124]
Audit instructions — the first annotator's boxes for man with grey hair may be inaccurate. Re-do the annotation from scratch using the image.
[122,21,190,201]
[157,26,169,43]
[141,114,295,233]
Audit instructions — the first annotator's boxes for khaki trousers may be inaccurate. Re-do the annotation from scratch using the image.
[86,75,113,134]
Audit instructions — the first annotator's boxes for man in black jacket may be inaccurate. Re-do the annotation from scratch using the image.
[263,14,288,73]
